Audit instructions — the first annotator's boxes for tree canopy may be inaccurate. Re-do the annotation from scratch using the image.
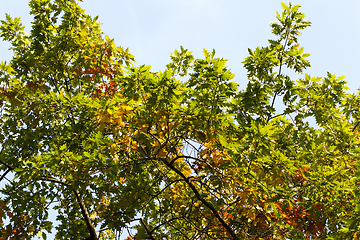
[0,1,360,239]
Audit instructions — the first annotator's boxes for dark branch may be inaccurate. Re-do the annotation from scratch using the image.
[39,177,97,240]
[140,218,156,240]
[161,159,239,240]
[0,169,11,182]
[353,121,359,132]
[74,189,98,240]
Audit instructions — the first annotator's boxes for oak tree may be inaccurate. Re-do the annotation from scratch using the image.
[0,1,359,239]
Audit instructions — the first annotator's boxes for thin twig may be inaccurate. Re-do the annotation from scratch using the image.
[39,177,97,240]
[162,159,239,240]
[352,121,359,132]
[267,28,291,124]
[140,218,156,240]
[0,169,11,182]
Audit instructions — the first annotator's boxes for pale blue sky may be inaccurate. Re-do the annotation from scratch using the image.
[1,0,360,91]
[0,0,359,239]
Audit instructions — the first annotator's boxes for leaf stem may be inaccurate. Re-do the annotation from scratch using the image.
[268,27,291,124]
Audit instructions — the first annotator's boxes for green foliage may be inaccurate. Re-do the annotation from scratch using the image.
[0,1,359,240]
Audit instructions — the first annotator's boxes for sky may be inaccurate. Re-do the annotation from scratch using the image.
[1,0,360,92]
[82,0,360,93]
[0,0,359,239]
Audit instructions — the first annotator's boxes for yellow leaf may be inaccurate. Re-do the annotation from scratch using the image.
[99,122,106,131]
[183,168,192,177]
[115,118,126,128]
[123,105,133,111]
[158,148,168,158]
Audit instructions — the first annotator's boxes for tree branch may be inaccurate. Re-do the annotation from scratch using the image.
[73,189,98,240]
[161,159,239,240]
[140,218,156,240]
[39,177,97,240]
[268,27,291,124]
[353,121,359,132]
[0,169,12,182]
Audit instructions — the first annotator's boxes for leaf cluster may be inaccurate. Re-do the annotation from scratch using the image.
[0,1,359,240]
